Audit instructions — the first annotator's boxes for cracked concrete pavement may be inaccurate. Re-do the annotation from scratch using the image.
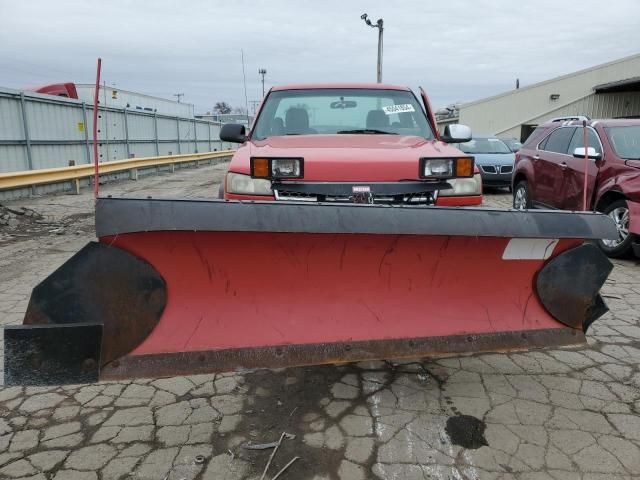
[1,164,639,479]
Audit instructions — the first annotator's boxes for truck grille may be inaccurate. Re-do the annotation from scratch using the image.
[274,190,436,205]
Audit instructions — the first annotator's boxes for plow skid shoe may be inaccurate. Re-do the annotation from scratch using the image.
[4,198,616,385]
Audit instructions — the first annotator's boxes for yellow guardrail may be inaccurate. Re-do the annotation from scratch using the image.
[0,151,234,191]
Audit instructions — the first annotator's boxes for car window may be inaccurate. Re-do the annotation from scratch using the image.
[605,126,640,159]
[457,138,511,154]
[542,127,576,154]
[567,128,602,156]
[503,139,522,152]
[538,136,549,150]
[252,88,434,140]
[525,126,552,149]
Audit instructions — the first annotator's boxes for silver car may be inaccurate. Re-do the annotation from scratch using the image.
[455,136,515,190]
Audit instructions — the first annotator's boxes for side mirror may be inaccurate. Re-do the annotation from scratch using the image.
[441,124,472,143]
[220,123,247,143]
[573,147,601,160]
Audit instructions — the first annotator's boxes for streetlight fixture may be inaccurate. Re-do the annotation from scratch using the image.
[258,68,267,97]
[360,13,384,83]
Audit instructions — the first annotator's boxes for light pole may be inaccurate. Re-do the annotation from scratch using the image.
[173,93,184,103]
[258,68,267,97]
[361,13,383,83]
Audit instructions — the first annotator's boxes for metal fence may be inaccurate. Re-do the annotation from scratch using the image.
[0,86,234,174]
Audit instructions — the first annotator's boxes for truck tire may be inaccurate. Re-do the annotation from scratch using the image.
[513,180,531,210]
[597,199,633,258]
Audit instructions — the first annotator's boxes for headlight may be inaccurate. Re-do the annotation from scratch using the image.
[251,157,304,179]
[439,173,482,196]
[272,158,302,178]
[423,159,454,177]
[227,172,272,195]
[420,157,474,179]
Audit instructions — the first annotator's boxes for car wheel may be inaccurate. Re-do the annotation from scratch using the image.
[597,199,633,258]
[513,181,531,210]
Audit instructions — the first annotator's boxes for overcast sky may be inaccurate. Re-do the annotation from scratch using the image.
[1,0,639,113]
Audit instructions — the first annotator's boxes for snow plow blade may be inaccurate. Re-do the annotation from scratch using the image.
[4,198,616,385]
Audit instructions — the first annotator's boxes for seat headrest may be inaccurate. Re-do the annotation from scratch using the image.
[367,110,389,129]
[285,108,310,134]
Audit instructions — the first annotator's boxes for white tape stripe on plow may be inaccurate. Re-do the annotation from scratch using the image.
[502,238,559,260]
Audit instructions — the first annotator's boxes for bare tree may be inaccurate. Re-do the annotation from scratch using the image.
[214,102,232,114]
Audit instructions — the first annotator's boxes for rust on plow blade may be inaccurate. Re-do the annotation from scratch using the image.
[4,198,616,385]
[101,328,584,381]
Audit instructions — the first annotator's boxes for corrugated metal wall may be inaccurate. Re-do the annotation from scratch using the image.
[457,54,640,138]
[496,92,640,138]
[0,87,233,173]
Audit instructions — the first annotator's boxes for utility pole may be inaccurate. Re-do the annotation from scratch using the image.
[258,68,267,97]
[360,13,384,83]
[173,93,184,103]
[103,80,110,161]
[249,100,261,115]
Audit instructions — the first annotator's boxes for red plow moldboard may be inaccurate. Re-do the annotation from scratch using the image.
[4,198,616,384]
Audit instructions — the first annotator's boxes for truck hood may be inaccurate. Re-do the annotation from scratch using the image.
[473,152,515,166]
[229,134,465,182]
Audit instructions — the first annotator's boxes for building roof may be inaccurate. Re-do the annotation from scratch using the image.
[461,52,640,108]
[593,76,640,93]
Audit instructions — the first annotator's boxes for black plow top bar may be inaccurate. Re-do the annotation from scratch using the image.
[95,197,618,240]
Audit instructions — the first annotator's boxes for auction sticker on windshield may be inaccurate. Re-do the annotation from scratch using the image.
[382,104,415,115]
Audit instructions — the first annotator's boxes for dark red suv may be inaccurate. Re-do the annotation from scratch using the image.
[512,117,640,257]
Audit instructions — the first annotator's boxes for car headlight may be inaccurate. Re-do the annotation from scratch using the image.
[439,173,482,196]
[226,172,272,195]
[423,159,454,177]
[272,158,302,178]
[420,157,474,179]
[251,157,304,179]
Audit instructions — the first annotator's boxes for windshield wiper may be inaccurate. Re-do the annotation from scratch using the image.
[337,129,397,135]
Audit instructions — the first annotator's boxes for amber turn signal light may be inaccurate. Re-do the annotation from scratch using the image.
[456,157,474,177]
[251,158,270,178]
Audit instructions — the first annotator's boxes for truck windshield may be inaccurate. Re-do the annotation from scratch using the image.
[605,126,640,159]
[252,88,434,140]
[456,138,511,154]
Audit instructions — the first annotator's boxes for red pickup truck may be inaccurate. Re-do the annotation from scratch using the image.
[219,83,482,206]
[512,117,640,257]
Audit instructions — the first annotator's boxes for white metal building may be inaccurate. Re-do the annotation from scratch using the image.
[75,84,195,118]
[441,53,640,141]
[0,86,227,174]
[195,113,254,128]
